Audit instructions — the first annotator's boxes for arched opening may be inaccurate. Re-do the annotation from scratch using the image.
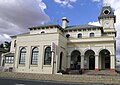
[85,50,95,70]
[19,47,26,64]
[90,32,94,37]
[70,50,81,70]
[99,49,110,69]
[78,33,82,38]
[66,34,70,38]
[31,47,39,65]
[44,46,52,65]
[59,52,63,70]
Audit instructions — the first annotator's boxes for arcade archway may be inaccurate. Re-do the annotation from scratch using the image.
[99,49,110,69]
[70,50,81,70]
[84,50,95,70]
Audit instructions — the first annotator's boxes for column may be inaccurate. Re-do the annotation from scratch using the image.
[1,56,4,66]
[95,55,99,71]
[51,51,55,74]
[81,55,84,71]
[110,55,115,72]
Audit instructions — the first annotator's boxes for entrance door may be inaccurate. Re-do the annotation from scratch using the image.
[105,56,110,69]
[89,55,95,70]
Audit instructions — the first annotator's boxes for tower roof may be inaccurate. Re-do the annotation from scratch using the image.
[98,6,116,23]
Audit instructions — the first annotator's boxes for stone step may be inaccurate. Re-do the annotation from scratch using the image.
[68,70,80,74]
[84,70,119,76]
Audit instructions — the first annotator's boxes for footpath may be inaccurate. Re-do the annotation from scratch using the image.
[0,72,120,84]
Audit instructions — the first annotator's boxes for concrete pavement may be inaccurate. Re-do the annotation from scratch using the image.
[0,72,120,84]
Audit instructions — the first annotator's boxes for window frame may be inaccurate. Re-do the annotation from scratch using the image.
[77,33,82,38]
[90,32,95,37]
[19,47,26,64]
[5,56,14,64]
[31,47,39,65]
[44,46,52,65]
[66,34,70,38]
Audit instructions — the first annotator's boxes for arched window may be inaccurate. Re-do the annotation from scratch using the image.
[66,34,70,38]
[31,47,39,65]
[44,47,52,65]
[78,33,82,38]
[41,31,45,34]
[19,47,26,64]
[90,32,94,37]
[14,40,16,47]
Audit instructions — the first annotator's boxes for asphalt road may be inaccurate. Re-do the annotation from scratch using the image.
[0,78,111,85]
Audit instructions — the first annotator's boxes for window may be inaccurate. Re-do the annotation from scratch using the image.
[31,47,39,65]
[90,32,94,37]
[66,34,70,38]
[44,46,52,65]
[14,40,16,47]
[78,33,82,38]
[41,31,45,34]
[5,57,14,64]
[19,47,26,64]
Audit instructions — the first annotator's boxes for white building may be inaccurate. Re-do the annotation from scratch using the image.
[1,6,117,74]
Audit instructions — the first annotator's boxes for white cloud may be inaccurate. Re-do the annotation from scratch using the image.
[92,0,101,2]
[88,21,101,26]
[90,0,120,58]
[0,0,50,43]
[54,0,77,8]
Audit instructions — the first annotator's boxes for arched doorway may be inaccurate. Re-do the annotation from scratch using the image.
[85,50,95,70]
[70,50,81,70]
[99,49,110,69]
[59,52,63,70]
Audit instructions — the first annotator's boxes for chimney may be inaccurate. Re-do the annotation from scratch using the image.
[62,17,69,29]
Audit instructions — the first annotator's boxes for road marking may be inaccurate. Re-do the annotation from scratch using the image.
[14,83,26,85]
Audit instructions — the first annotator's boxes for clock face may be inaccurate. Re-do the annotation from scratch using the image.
[104,21,110,28]
[103,9,110,15]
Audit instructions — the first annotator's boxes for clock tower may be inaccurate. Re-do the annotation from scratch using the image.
[98,6,116,33]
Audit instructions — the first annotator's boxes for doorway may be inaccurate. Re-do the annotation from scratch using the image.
[70,50,81,70]
[84,50,95,70]
[99,49,110,69]
[89,55,95,70]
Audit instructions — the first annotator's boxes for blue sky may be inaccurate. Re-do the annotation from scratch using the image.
[44,0,102,26]
[0,0,120,58]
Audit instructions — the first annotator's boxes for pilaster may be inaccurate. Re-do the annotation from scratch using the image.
[81,55,84,71]
[110,55,115,72]
[95,55,99,71]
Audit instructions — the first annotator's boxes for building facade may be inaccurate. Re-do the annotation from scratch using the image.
[1,6,117,74]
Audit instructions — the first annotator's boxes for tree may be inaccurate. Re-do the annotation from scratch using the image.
[0,43,4,48]
[4,41,11,52]
[0,41,11,52]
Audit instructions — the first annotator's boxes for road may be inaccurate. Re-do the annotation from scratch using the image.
[0,78,111,85]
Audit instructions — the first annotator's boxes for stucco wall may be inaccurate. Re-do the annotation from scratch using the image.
[14,33,60,74]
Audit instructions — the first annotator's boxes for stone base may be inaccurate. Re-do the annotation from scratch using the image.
[80,68,84,72]
[110,69,115,72]
[95,68,100,71]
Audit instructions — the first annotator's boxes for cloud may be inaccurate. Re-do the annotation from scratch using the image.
[92,0,101,2]
[54,0,77,8]
[0,0,50,43]
[90,0,120,59]
[88,21,101,26]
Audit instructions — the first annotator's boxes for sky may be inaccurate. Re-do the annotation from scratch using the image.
[0,0,120,58]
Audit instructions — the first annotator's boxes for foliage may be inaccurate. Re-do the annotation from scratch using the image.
[0,41,11,52]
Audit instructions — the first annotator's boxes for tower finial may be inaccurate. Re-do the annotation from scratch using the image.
[103,3,110,6]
